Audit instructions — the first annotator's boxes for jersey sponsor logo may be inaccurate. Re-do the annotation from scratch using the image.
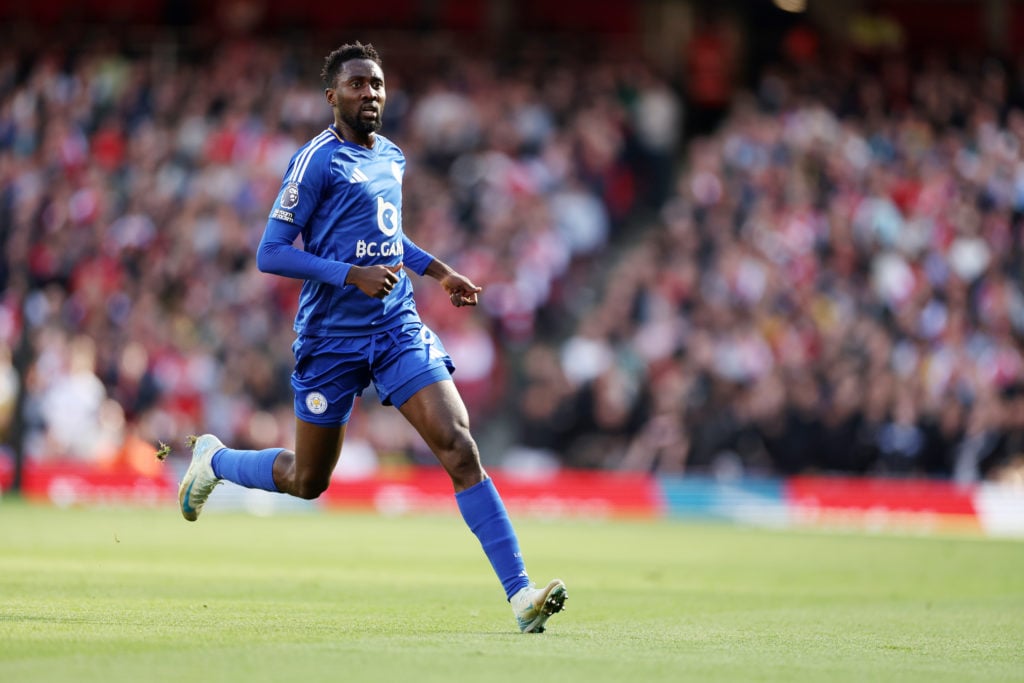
[305,391,328,415]
[271,208,294,222]
[391,161,403,184]
[356,239,404,259]
[280,182,300,209]
[376,196,399,237]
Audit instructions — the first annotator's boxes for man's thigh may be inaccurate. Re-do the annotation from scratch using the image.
[293,417,347,482]
[372,322,455,408]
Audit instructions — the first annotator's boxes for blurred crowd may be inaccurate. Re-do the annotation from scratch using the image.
[0,29,678,477]
[2,21,1024,485]
[515,45,1024,486]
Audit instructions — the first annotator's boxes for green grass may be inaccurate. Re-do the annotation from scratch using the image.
[0,501,1022,683]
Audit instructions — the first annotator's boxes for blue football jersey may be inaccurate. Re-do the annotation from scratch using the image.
[265,126,435,336]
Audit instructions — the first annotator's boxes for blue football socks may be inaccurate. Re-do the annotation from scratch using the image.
[455,477,531,600]
[211,447,282,492]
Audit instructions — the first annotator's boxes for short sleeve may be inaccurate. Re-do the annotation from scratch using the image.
[267,135,333,227]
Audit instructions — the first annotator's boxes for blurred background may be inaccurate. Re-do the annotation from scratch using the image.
[2,0,1024,502]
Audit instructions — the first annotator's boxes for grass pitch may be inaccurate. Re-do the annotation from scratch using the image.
[0,501,1021,683]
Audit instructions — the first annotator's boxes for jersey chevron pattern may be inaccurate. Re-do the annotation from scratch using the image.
[267,126,435,336]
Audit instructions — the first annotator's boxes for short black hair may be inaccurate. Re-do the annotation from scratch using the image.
[321,41,382,88]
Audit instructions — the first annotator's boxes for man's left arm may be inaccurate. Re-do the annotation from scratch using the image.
[424,258,482,308]
[401,235,435,275]
[401,236,481,307]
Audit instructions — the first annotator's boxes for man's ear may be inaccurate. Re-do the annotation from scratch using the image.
[325,88,335,106]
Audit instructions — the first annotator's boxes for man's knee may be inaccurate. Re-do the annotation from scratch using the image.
[294,473,331,500]
[272,451,327,499]
[437,422,476,456]
[441,427,485,488]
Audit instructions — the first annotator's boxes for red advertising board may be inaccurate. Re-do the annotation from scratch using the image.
[321,467,663,519]
[785,476,981,533]
[19,462,176,507]
[9,460,1011,537]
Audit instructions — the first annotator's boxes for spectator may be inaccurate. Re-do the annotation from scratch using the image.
[4,24,1024,487]
[535,40,1024,482]
[0,31,666,469]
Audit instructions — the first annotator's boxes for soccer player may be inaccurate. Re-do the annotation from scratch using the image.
[176,41,566,634]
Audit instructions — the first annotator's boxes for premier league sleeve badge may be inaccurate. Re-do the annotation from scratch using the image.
[281,182,300,209]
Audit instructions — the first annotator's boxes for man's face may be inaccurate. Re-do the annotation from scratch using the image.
[329,58,386,138]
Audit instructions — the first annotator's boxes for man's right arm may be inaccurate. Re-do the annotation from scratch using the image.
[256,219,351,287]
[258,220,402,299]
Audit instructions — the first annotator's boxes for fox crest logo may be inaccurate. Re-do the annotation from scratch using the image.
[376,196,399,237]
[305,392,328,415]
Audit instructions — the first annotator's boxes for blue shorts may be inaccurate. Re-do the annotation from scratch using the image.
[291,321,455,425]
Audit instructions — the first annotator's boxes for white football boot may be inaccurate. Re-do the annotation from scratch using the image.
[178,434,224,522]
[511,579,567,633]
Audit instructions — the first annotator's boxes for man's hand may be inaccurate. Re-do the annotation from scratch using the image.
[440,272,482,307]
[347,263,403,299]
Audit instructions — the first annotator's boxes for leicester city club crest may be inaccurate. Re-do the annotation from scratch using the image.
[305,391,328,415]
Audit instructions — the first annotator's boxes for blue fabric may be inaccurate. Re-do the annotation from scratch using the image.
[401,235,434,275]
[259,126,437,337]
[258,220,351,287]
[211,447,282,492]
[387,365,452,409]
[456,478,531,600]
[291,322,455,426]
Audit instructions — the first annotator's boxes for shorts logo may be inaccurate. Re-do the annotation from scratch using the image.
[281,182,300,209]
[305,391,328,415]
